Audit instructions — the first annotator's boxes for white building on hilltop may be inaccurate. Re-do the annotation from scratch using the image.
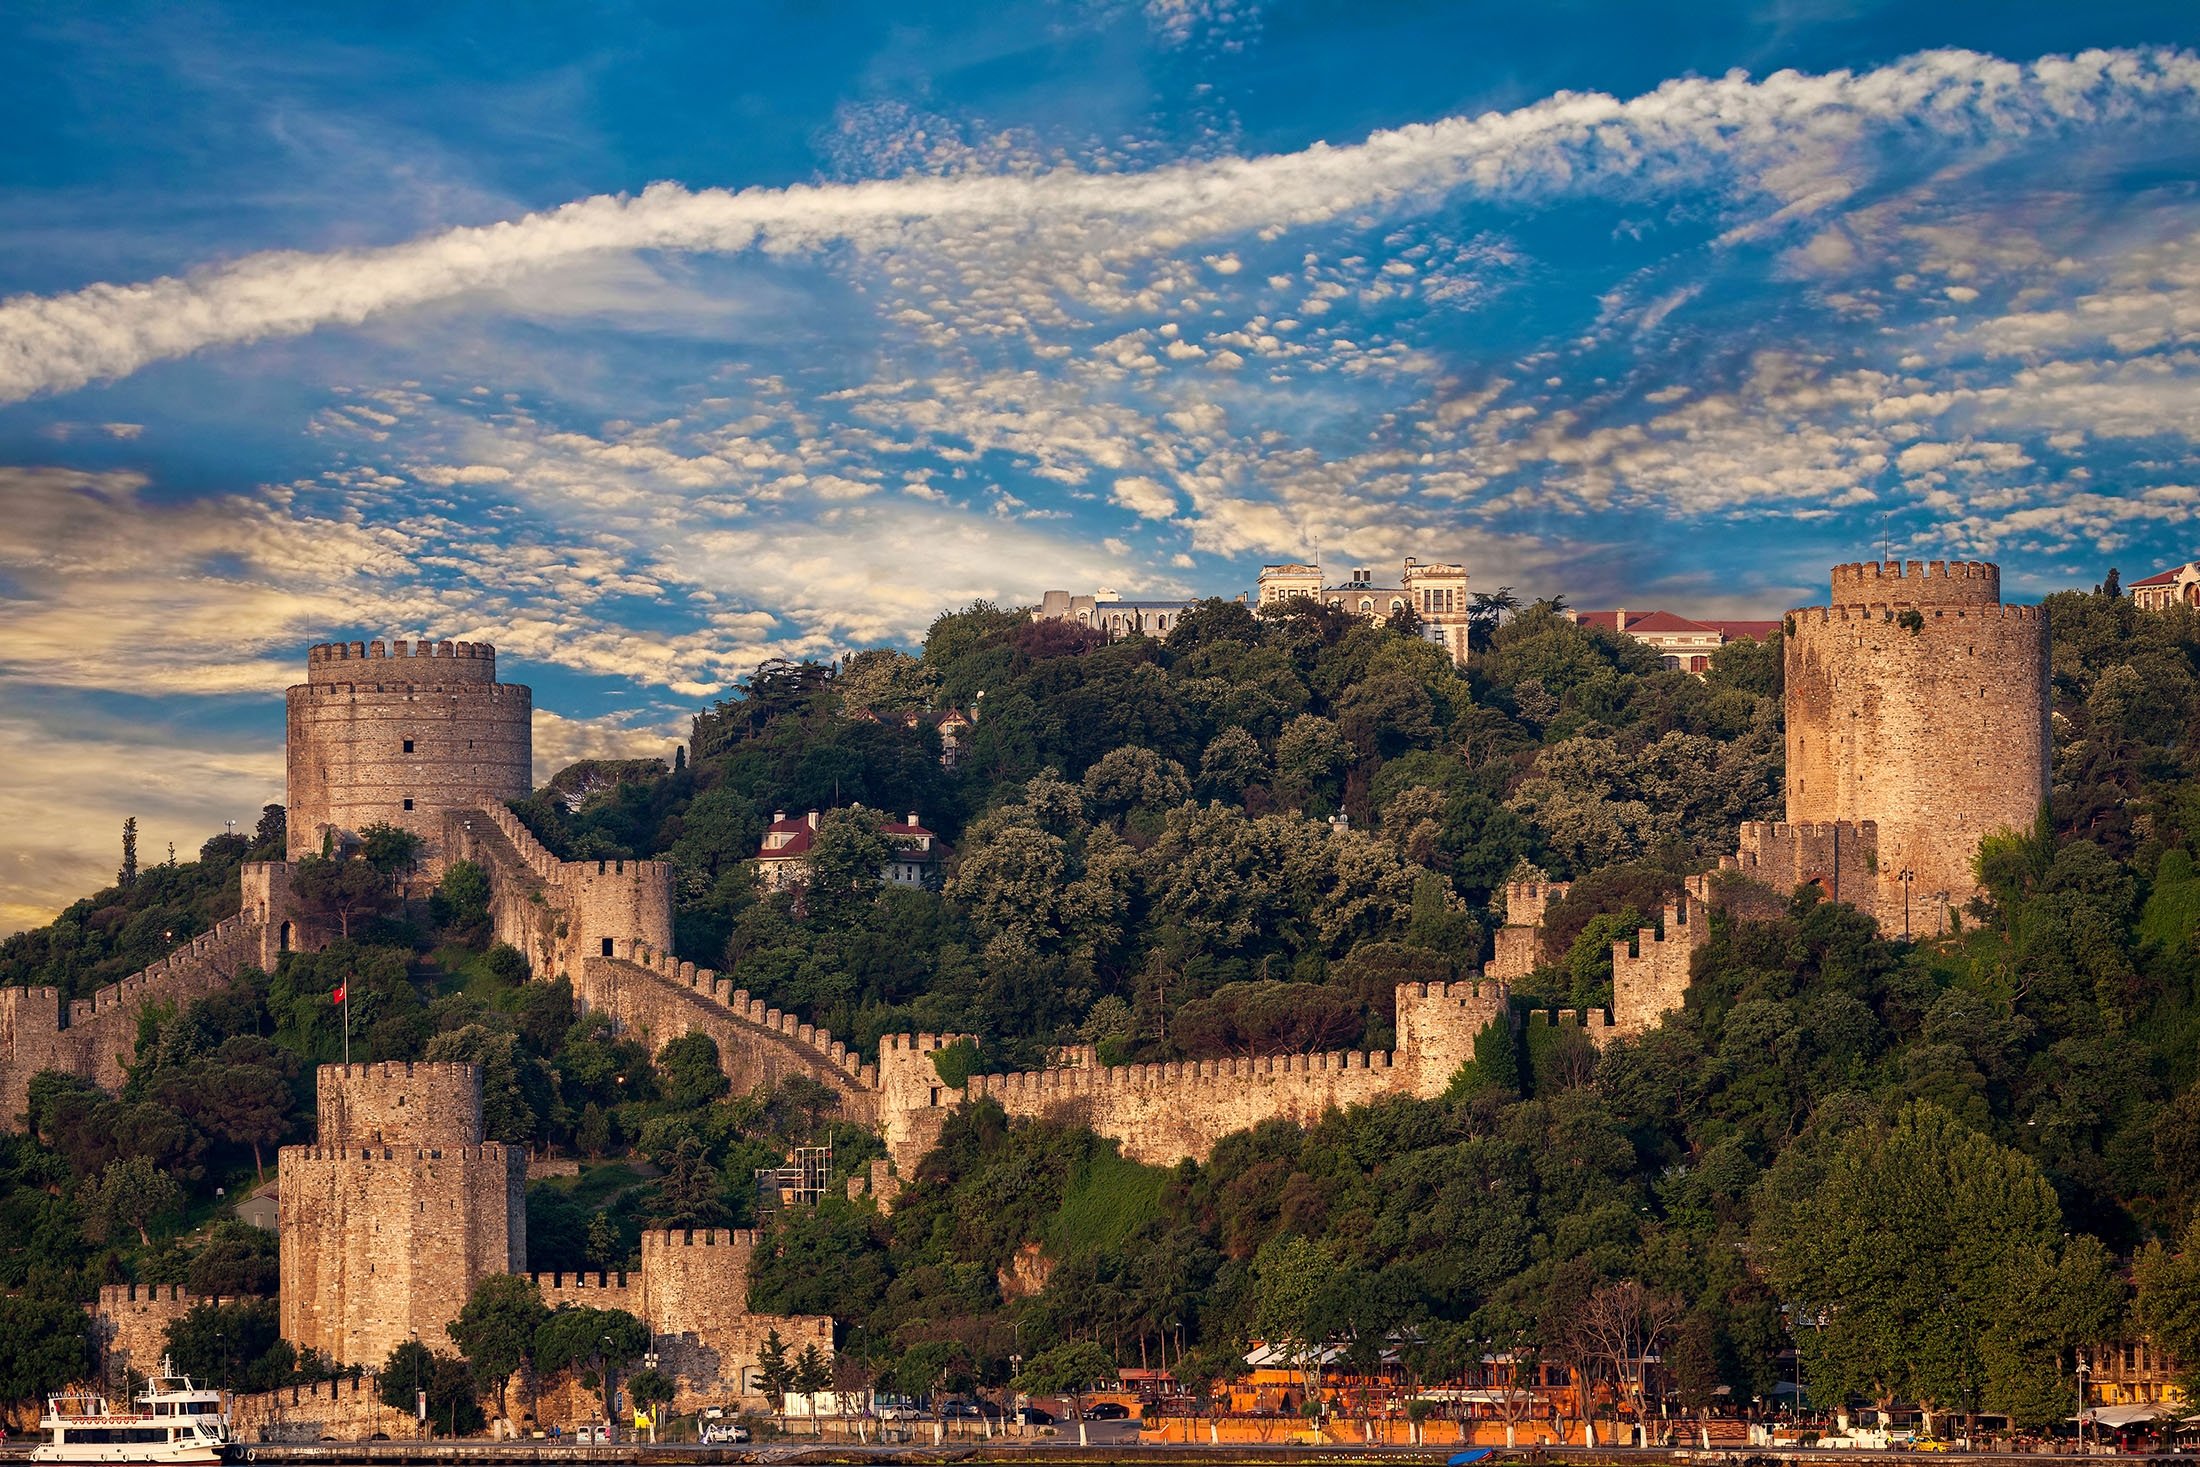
[1257,558,1473,666]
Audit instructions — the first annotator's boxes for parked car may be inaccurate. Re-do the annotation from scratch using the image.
[1015,1407,1056,1426]
[1083,1402,1130,1420]
[941,1400,999,1419]
[701,1423,751,1444]
[876,1396,923,1421]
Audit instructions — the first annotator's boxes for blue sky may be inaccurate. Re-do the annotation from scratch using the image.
[4,1,2200,928]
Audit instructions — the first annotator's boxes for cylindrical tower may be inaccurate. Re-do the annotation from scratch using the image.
[1785,560,2049,933]
[286,638,531,863]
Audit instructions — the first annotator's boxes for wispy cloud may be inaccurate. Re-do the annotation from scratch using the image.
[4,47,2195,404]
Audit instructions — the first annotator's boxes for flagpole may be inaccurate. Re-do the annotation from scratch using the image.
[343,975,351,1065]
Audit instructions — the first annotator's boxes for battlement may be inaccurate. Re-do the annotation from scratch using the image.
[1790,602,2043,626]
[280,1142,514,1162]
[527,1270,632,1292]
[613,943,879,1089]
[317,1061,485,1147]
[1735,819,1879,843]
[306,638,498,685]
[958,1047,1401,1109]
[1527,1007,1618,1032]
[67,916,249,1024]
[644,1227,765,1250]
[1499,878,1571,928]
[1827,559,2000,607]
[97,1283,247,1307]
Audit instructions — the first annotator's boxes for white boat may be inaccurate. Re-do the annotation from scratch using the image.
[32,1357,231,1464]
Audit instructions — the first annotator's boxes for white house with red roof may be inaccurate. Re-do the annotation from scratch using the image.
[1568,608,1780,675]
[2129,561,2200,612]
[754,807,941,894]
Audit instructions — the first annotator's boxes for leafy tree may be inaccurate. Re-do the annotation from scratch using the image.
[359,823,426,886]
[431,860,492,934]
[449,1274,551,1418]
[289,855,391,940]
[1014,1340,1116,1419]
[166,1298,293,1393]
[2134,1222,2200,1402]
[792,1343,832,1396]
[1754,1102,2118,1428]
[83,1155,184,1246]
[0,1295,92,1419]
[657,1033,731,1111]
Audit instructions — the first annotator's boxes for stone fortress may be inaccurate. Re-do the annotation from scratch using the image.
[4,563,2048,1408]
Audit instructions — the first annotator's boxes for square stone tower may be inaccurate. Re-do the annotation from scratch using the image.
[279,1062,525,1367]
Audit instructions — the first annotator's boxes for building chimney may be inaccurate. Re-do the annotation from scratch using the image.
[1615,607,1628,633]
[773,810,786,824]
[807,810,820,829]
[908,812,919,827]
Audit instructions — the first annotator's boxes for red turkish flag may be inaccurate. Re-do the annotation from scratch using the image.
[331,983,346,1005]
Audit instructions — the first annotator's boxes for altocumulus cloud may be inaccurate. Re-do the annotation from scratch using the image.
[2,47,2196,404]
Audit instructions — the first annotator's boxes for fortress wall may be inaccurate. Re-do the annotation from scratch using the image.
[2,916,255,1124]
[1610,897,1707,1040]
[287,640,530,865]
[229,1376,417,1444]
[0,985,64,1128]
[527,1270,639,1313]
[579,951,879,1122]
[316,1062,485,1147]
[93,1285,266,1374]
[878,981,1496,1170]
[452,807,675,983]
[1786,601,2047,934]
[1726,819,1880,917]
[278,1140,524,1366]
[1482,879,1569,982]
[1826,558,2000,608]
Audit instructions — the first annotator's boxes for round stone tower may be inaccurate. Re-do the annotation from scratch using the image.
[1785,560,2049,934]
[286,638,531,864]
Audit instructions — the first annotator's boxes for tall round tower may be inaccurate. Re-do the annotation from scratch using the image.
[1784,560,2049,934]
[286,638,532,864]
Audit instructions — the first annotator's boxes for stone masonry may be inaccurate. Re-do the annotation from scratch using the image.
[287,639,531,868]
[1482,878,1571,981]
[1777,559,2048,937]
[873,980,1508,1171]
[278,1062,526,1366]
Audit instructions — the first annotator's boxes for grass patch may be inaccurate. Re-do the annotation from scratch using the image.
[1047,1144,1167,1258]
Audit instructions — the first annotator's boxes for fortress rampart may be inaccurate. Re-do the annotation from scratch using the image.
[452,805,674,982]
[316,1061,485,1147]
[579,945,880,1118]
[288,639,531,865]
[875,980,1507,1170]
[93,1285,264,1376]
[1483,878,1571,981]
[1610,893,1709,1039]
[278,1063,524,1367]
[0,914,255,1125]
[1826,558,1999,607]
[1784,582,2048,936]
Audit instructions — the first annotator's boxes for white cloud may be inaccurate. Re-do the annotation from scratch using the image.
[1111,474,1179,519]
[5,47,2195,403]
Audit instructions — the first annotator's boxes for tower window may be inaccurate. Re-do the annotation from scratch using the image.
[601,937,615,957]
[402,738,415,753]
[402,798,415,811]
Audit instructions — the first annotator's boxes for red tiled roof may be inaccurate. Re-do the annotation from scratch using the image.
[1707,620,1781,640]
[1577,609,1717,635]
[2130,565,2191,588]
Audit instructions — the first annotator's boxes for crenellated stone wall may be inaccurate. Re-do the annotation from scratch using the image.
[1609,887,1712,1041]
[875,979,1507,1171]
[278,1063,526,1367]
[1783,562,2049,936]
[93,1285,265,1376]
[0,915,257,1126]
[287,640,532,868]
[1482,878,1571,982]
[449,805,674,983]
[577,944,880,1120]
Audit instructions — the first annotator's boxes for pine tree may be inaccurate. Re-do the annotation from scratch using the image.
[118,817,138,887]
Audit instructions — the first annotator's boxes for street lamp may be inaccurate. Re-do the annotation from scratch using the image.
[642,1347,660,1443]
[601,1334,619,1446]
[2076,1358,2091,1453]
[1899,869,1915,939]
